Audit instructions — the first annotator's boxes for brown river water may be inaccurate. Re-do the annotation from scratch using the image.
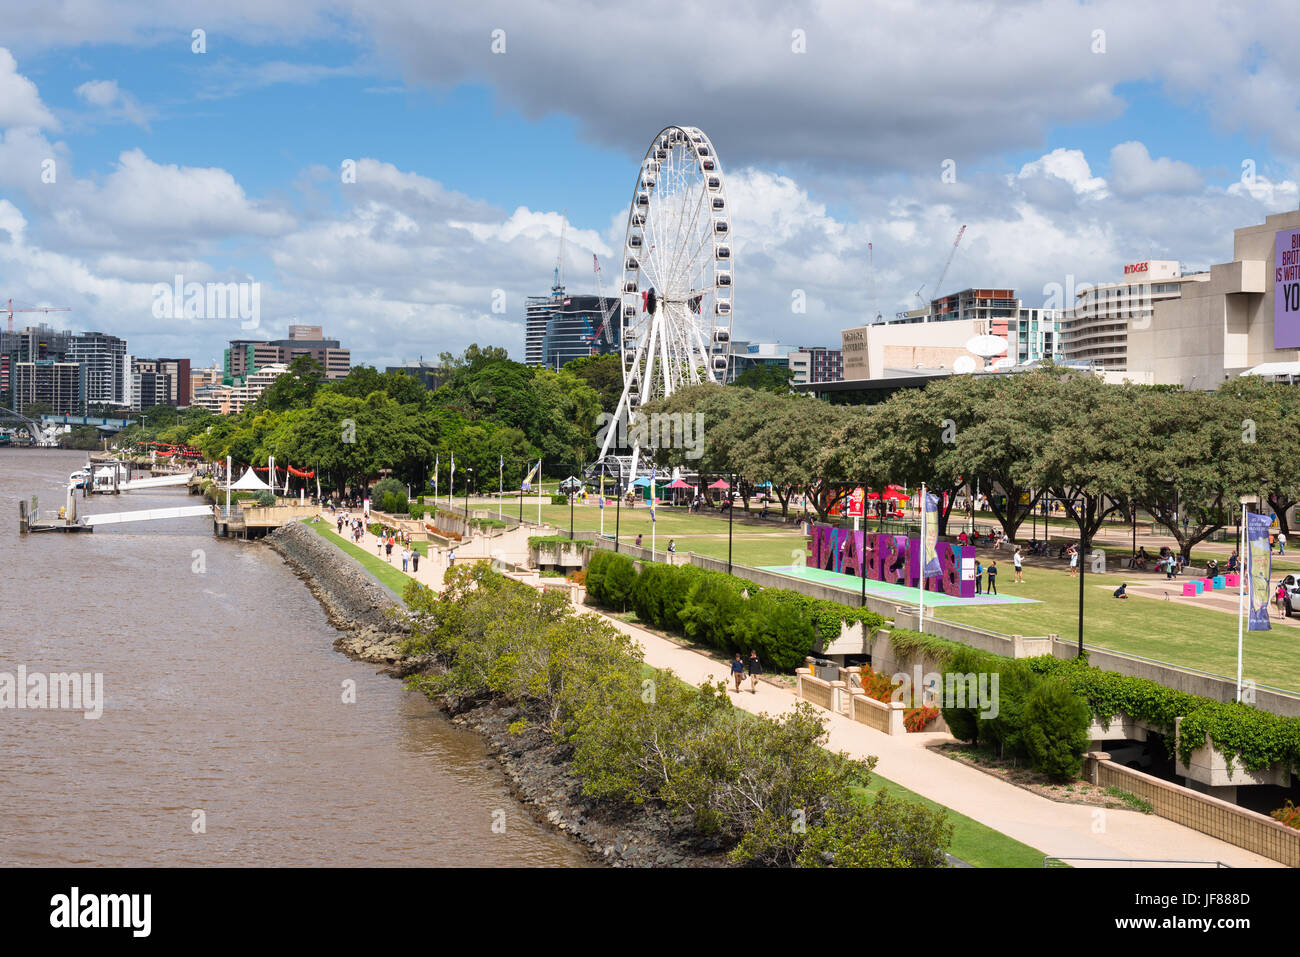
[0,449,588,866]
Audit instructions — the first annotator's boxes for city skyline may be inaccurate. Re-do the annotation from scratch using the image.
[2,2,1300,369]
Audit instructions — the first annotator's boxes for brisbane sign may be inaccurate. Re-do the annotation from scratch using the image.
[807,523,976,598]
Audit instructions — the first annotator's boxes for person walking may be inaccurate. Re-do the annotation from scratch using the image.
[401,547,410,572]
[1013,546,1024,583]
[385,535,394,563]
[448,548,456,567]
[730,653,745,693]
[1068,544,1079,577]
[411,548,419,574]
[1279,531,1287,556]
[745,649,762,693]
[987,560,998,595]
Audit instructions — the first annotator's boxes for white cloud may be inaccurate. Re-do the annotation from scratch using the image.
[75,78,150,128]
[0,48,57,129]
[1108,141,1202,196]
[1015,148,1108,198]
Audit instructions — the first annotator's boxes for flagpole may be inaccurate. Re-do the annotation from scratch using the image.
[537,459,542,526]
[1237,502,1246,703]
[600,472,605,538]
[651,469,656,561]
[919,482,927,627]
[434,454,438,504]
[498,456,503,521]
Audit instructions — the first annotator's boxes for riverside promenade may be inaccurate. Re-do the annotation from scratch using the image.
[321,514,1281,868]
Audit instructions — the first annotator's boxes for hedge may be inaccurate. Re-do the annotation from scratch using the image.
[528,536,594,549]
[887,628,1300,777]
[584,551,885,671]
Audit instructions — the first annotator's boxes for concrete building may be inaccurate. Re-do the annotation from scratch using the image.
[190,364,223,396]
[885,288,1061,367]
[13,360,84,415]
[223,326,350,383]
[1060,261,1209,374]
[67,332,130,409]
[1128,212,1300,388]
[193,362,290,415]
[841,318,999,380]
[132,357,192,410]
[524,291,619,369]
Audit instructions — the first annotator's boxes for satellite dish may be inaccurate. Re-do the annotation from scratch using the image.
[993,356,1016,371]
[966,335,1009,358]
[953,355,977,375]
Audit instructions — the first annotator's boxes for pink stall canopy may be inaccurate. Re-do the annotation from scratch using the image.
[708,479,731,490]
[666,479,693,489]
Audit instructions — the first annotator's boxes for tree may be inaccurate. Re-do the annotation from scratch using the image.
[254,354,325,412]
[564,353,623,415]
[732,363,795,393]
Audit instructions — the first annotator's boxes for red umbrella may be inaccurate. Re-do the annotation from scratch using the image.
[708,479,730,490]
[667,479,691,489]
[866,491,881,500]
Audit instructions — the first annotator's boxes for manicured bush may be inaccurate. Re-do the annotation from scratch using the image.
[678,573,747,652]
[1023,678,1092,781]
[732,591,815,670]
[254,489,276,506]
[372,477,406,509]
[601,553,637,612]
[551,493,568,505]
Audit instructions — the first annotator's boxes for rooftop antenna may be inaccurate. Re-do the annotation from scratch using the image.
[552,210,568,295]
[869,242,881,323]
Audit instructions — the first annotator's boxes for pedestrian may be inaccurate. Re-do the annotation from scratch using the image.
[336,516,343,535]
[448,548,456,567]
[1276,583,1286,616]
[667,539,676,554]
[987,560,998,595]
[974,558,983,594]
[377,534,384,557]
[1068,544,1079,577]
[730,653,745,692]
[746,649,762,693]
[401,547,409,572]
[385,536,394,562]
[1280,531,1288,555]
[635,533,642,547]
[412,548,419,573]
[1013,546,1024,583]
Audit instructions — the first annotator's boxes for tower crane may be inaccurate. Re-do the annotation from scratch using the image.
[916,224,966,314]
[590,254,618,347]
[7,299,71,333]
[552,211,568,294]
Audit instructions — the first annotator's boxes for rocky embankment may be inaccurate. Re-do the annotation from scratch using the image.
[266,521,422,675]
[267,519,727,867]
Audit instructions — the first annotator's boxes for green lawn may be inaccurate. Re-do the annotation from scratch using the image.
[935,562,1300,693]
[853,778,1048,868]
[305,518,414,602]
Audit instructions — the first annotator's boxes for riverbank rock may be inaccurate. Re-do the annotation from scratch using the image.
[266,521,421,674]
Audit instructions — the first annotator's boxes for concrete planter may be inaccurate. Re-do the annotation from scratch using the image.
[1174,716,1292,787]
[530,544,586,568]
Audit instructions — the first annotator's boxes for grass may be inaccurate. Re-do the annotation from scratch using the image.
[852,778,1048,868]
[305,518,415,603]
[1104,786,1154,815]
[934,562,1300,693]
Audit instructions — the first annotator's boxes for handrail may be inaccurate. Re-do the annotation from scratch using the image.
[1043,856,1230,868]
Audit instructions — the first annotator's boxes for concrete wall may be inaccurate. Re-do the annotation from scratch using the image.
[1087,753,1300,867]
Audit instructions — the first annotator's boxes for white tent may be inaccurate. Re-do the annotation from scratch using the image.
[228,467,271,491]
[1239,361,1300,380]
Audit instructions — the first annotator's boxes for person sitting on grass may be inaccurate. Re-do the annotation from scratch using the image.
[1113,583,1128,599]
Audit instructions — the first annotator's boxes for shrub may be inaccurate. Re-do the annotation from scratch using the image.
[551,493,568,505]
[795,791,951,868]
[631,562,673,626]
[601,553,637,612]
[254,489,276,506]
[372,477,406,509]
[1271,800,1300,830]
[732,591,815,670]
[678,574,746,652]
[1023,678,1091,781]
[585,549,610,605]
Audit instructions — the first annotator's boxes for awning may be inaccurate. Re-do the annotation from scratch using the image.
[228,468,271,491]
[667,479,692,489]
[1240,362,1300,378]
[708,479,730,490]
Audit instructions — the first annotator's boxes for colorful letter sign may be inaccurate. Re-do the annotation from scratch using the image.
[806,523,974,598]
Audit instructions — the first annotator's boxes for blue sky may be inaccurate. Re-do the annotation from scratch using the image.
[2,1,1299,367]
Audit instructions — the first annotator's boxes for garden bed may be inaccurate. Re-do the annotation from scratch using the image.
[931,742,1153,813]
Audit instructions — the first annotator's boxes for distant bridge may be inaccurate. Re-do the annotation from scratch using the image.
[40,413,137,431]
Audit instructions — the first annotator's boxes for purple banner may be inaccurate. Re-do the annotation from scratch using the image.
[1275,228,1300,348]
[1247,511,1272,631]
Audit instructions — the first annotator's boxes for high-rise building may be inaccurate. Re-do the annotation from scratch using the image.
[0,323,74,398]
[525,290,619,368]
[192,362,290,415]
[67,332,130,409]
[13,360,84,415]
[132,357,192,410]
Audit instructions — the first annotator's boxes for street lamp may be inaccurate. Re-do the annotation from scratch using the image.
[569,478,575,541]
[614,479,622,552]
[727,473,735,575]
[464,467,473,523]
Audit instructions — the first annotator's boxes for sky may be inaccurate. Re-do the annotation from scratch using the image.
[2,0,1300,369]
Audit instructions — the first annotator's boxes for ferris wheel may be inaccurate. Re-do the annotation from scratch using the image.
[597,125,734,482]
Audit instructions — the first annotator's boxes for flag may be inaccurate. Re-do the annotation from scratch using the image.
[1247,511,1272,631]
[649,467,656,523]
[922,491,941,577]
[450,454,455,486]
[521,459,540,491]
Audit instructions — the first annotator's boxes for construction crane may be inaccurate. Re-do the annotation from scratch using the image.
[7,298,71,333]
[914,224,966,313]
[590,254,618,346]
[552,211,568,294]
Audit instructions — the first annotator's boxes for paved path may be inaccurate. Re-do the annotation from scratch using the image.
[314,513,1282,869]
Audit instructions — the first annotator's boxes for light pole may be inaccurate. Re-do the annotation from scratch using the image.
[569,478,575,541]
[464,467,473,524]
[1077,496,1086,660]
[727,474,735,575]
[614,480,622,552]
[518,460,524,525]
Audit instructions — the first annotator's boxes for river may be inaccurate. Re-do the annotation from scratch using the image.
[0,449,589,866]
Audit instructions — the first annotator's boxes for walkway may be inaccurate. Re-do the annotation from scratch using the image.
[313,513,1282,868]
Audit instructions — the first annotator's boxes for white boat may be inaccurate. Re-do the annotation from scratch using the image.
[68,469,90,489]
